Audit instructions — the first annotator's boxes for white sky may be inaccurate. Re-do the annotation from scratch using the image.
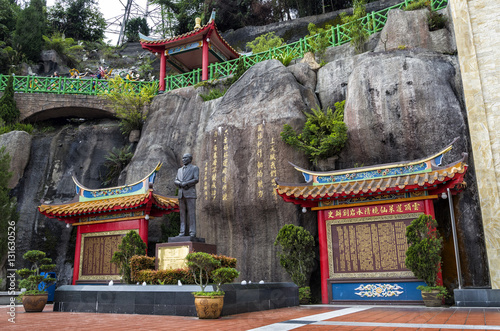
[46,0,152,45]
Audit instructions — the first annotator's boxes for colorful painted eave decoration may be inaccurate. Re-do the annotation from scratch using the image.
[139,21,239,59]
[275,141,468,206]
[294,138,458,186]
[73,162,162,202]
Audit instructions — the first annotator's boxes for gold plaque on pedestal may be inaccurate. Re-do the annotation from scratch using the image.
[157,245,190,270]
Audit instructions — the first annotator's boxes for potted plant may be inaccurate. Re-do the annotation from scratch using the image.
[17,250,56,312]
[405,215,447,307]
[185,252,239,319]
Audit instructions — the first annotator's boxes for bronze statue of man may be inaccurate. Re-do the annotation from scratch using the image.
[174,153,199,237]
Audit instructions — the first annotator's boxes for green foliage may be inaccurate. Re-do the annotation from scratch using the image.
[281,101,348,164]
[129,255,155,282]
[428,11,447,31]
[130,253,237,285]
[416,285,448,299]
[14,0,46,62]
[125,17,150,42]
[0,75,20,125]
[404,0,430,11]
[47,0,106,43]
[0,147,18,263]
[306,23,332,59]
[405,215,443,287]
[273,52,295,66]
[246,32,284,54]
[17,250,56,297]
[274,224,315,288]
[185,252,239,294]
[340,0,369,54]
[299,286,311,304]
[0,0,18,72]
[102,145,134,186]
[111,231,147,284]
[101,76,158,135]
[199,88,226,101]
[186,252,221,293]
[212,267,240,292]
[43,33,83,68]
[0,123,34,135]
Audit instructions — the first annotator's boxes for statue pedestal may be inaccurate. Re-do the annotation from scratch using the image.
[155,241,217,270]
[168,236,205,243]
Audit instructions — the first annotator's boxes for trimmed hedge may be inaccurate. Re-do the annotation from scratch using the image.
[130,253,237,285]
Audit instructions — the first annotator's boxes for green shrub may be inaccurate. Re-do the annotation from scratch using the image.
[274,224,315,288]
[273,52,295,66]
[0,75,20,125]
[299,286,311,304]
[130,255,155,281]
[212,267,240,292]
[340,0,369,54]
[405,215,443,287]
[17,250,56,297]
[199,88,226,101]
[0,123,34,135]
[102,145,133,186]
[281,101,348,164]
[306,23,333,60]
[111,231,147,284]
[101,76,158,135]
[246,32,284,54]
[404,0,430,11]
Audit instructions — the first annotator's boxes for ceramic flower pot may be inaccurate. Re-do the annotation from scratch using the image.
[21,293,48,312]
[194,295,224,319]
[421,289,442,307]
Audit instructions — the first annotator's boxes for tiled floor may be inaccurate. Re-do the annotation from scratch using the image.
[1,304,499,331]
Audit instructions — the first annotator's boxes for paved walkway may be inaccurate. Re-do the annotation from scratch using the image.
[1,304,499,330]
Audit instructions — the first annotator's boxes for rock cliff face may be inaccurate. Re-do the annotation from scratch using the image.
[3,6,490,290]
[122,60,317,282]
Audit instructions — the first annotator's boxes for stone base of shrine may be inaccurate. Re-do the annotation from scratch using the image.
[454,288,500,307]
[53,283,299,316]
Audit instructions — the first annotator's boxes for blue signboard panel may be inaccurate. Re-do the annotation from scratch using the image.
[331,281,426,301]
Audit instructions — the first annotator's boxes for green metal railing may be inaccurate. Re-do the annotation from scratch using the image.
[0,0,448,96]
[0,74,157,95]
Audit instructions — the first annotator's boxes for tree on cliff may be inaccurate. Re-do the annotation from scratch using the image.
[101,76,158,136]
[47,0,105,43]
[0,75,20,125]
[0,147,19,283]
[125,17,150,43]
[13,0,46,62]
[281,101,348,165]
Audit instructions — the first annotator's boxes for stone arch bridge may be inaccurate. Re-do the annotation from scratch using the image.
[12,93,114,122]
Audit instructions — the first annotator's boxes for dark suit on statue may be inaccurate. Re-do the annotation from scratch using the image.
[174,163,199,236]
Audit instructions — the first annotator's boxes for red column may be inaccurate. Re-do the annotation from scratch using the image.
[72,225,82,285]
[159,50,166,91]
[317,210,330,304]
[138,218,149,249]
[202,38,209,81]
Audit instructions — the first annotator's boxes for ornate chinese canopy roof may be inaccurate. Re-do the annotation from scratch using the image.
[139,17,239,73]
[276,139,468,209]
[38,162,178,222]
